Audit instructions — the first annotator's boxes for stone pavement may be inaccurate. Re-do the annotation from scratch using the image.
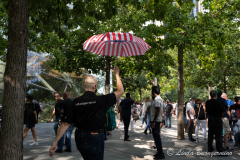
[23,119,240,160]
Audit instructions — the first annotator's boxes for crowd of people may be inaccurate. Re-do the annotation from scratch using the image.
[128,89,240,154]
[22,66,240,160]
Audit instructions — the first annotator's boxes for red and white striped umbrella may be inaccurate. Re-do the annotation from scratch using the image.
[83,32,150,57]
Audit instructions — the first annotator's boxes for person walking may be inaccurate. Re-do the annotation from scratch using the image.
[143,100,152,135]
[206,90,225,153]
[116,99,122,129]
[184,101,188,132]
[229,95,240,148]
[145,86,165,159]
[49,92,65,153]
[173,101,178,120]
[130,105,137,132]
[49,66,124,159]
[120,93,136,141]
[221,93,234,142]
[193,99,207,143]
[186,98,196,142]
[216,90,232,150]
[136,102,141,115]
[61,92,73,152]
[175,101,178,119]
[165,100,173,128]
[23,95,38,146]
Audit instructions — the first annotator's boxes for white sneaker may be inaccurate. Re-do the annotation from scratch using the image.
[203,139,207,143]
[29,142,38,146]
[196,139,199,142]
[130,130,134,132]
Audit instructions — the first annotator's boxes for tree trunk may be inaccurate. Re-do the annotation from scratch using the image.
[105,57,111,94]
[154,77,157,86]
[207,84,211,99]
[177,46,184,140]
[0,0,28,159]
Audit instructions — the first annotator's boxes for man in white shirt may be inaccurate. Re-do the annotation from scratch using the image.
[145,86,164,159]
[186,98,196,142]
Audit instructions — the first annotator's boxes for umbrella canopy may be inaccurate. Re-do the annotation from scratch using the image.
[83,32,150,57]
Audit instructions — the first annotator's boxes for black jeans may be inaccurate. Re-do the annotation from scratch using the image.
[75,129,105,160]
[151,121,164,154]
[122,115,131,140]
[188,120,193,139]
[208,116,223,152]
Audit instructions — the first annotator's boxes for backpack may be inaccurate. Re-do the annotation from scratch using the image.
[230,111,238,124]
[106,106,116,131]
[36,103,42,112]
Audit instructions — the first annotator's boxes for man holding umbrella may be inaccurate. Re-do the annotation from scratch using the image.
[49,66,124,160]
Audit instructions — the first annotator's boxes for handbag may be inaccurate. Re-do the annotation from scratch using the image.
[133,114,140,120]
[194,105,201,124]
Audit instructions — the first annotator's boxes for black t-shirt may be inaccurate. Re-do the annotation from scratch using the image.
[24,102,36,124]
[194,105,206,120]
[206,99,225,117]
[65,91,116,130]
[120,99,134,117]
[62,98,72,122]
[165,104,173,116]
[55,99,64,118]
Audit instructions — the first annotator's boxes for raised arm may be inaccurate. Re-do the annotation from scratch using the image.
[113,66,124,100]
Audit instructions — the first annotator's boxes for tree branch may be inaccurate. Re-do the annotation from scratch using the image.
[57,0,61,32]
[213,1,232,17]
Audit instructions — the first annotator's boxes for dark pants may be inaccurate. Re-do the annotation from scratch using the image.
[151,121,164,154]
[165,115,172,127]
[123,115,131,140]
[75,129,105,160]
[208,116,223,152]
[188,120,193,139]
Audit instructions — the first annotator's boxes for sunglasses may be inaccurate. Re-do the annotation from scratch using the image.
[55,95,59,97]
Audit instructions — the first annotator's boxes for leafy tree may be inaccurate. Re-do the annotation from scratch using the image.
[140,0,240,139]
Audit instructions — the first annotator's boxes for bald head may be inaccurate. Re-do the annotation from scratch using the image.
[83,74,97,91]
[221,93,227,100]
[63,92,69,99]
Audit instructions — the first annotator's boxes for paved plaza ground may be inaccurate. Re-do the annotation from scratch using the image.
[22,119,240,160]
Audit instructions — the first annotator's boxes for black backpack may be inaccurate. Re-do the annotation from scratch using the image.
[230,111,238,124]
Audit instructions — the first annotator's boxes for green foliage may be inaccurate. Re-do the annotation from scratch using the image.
[38,100,55,123]
[0,0,7,61]
[2,0,240,101]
